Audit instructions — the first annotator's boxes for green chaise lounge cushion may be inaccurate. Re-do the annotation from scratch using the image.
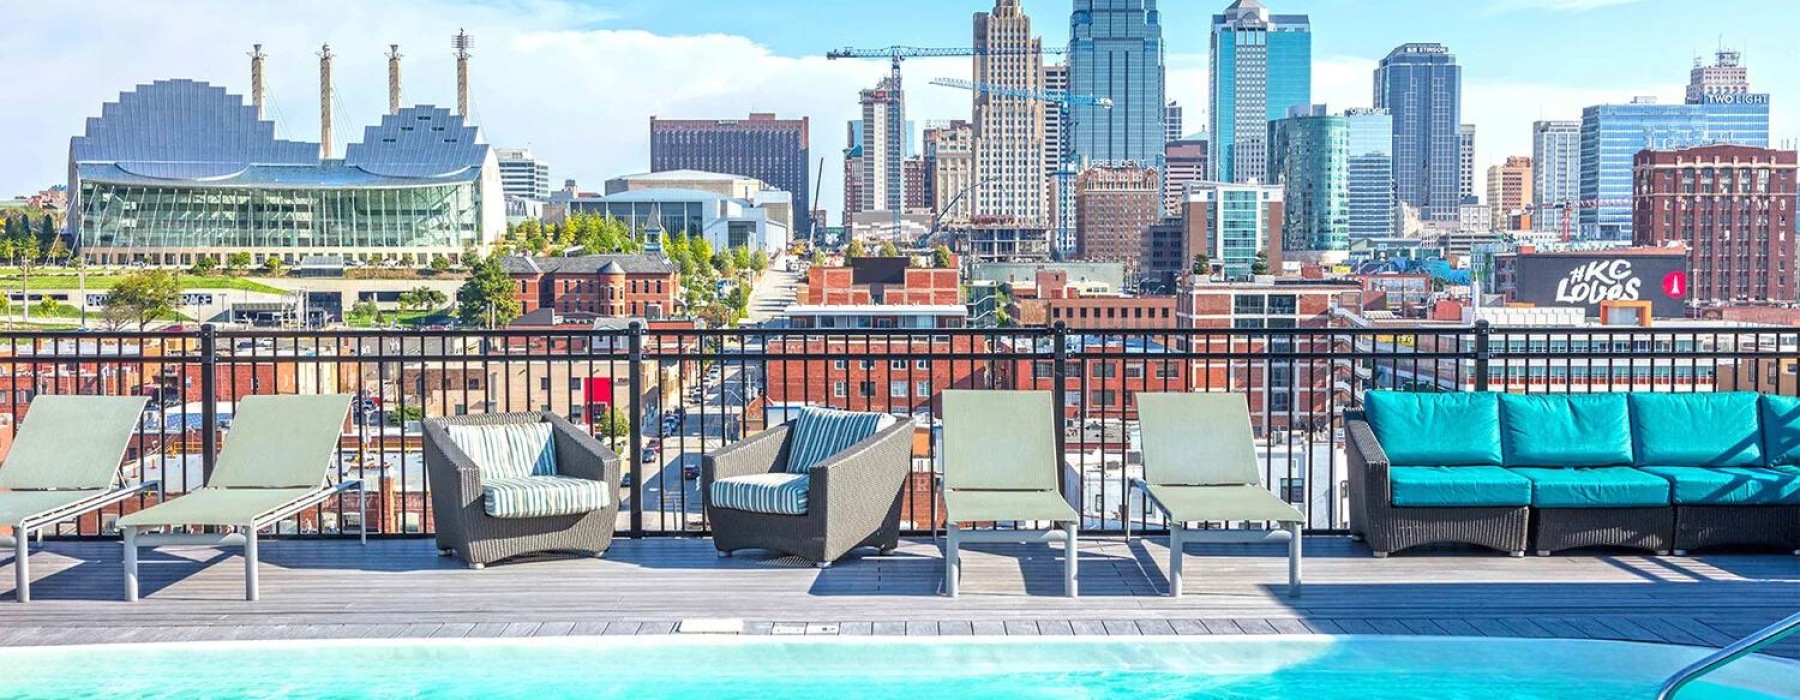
[1628,393,1763,467]
[1507,467,1671,508]
[1389,466,1532,507]
[1366,391,1502,466]
[1637,466,1800,506]
[1760,394,1800,467]
[1499,394,1633,467]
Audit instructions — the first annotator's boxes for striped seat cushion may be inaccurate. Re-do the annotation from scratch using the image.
[709,473,810,516]
[482,476,610,519]
[784,407,896,474]
[447,421,558,480]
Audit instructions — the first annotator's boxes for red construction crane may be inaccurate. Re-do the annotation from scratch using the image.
[1526,198,1634,243]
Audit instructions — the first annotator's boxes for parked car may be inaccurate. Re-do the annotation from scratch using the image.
[641,448,659,464]
[682,463,701,480]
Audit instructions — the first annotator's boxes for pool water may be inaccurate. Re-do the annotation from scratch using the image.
[0,635,1793,699]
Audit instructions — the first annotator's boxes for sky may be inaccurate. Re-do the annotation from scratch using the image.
[4,0,1797,223]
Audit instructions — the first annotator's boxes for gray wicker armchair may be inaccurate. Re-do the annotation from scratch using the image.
[423,413,621,568]
[702,418,914,567]
[1345,411,1529,557]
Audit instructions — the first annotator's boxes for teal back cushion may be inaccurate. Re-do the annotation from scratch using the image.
[1628,392,1764,467]
[1499,394,1633,467]
[1365,391,1501,466]
[1761,394,1800,467]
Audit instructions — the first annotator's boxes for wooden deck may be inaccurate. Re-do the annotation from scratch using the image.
[2,537,1797,657]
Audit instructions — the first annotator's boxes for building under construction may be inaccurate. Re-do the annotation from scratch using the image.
[66,37,504,267]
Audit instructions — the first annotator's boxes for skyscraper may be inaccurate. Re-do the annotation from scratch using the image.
[495,148,551,202]
[1459,123,1477,203]
[1163,138,1209,215]
[1344,108,1396,241]
[1165,101,1184,142]
[843,121,864,222]
[1069,0,1167,167]
[1074,165,1161,282]
[1486,156,1532,230]
[1185,181,1284,277]
[1687,49,1750,103]
[650,113,811,238]
[1373,43,1462,222]
[1269,105,1348,252]
[1634,144,1796,304]
[1209,0,1312,184]
[858,79,905,214]
[973,0,1048,233]
[1531,120,1580,233]
[1043,62,1076,254]
[924,121,973,226]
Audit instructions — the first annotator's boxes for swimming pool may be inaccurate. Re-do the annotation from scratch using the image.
[0,635,1793,699]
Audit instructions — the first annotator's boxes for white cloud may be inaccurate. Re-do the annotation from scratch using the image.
[0,0,976,225]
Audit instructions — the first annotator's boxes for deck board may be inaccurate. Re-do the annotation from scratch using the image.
[0,537,1794,658]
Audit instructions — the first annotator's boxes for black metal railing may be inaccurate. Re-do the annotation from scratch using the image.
[6,321,1797,539]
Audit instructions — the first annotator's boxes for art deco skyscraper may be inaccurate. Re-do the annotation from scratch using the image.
[972,0,1048,229]
[1209,0,1311,184]
[1070,0,1166,167]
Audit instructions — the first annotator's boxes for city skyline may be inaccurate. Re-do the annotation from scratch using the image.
[3,0,1799,223]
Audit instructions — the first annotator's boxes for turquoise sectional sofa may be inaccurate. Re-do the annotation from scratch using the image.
[1346,390,1800,557]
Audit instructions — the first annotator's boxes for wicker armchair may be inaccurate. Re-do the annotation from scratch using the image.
[423,413,621,568]
[1345,411,1529,557]
[702,419,914,567]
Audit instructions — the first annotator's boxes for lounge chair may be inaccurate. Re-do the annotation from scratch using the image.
[941,390,1079,597]
[1129,393,1304,598]
[119,394,363,602]
[422,412,620,568]
[1,396,151,603]
[703,407,912,567]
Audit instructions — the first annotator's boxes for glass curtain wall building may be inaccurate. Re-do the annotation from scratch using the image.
[1069,0,1167,168]
[1190,182,1283,277]
[1531,120,1580,234]
[1268,105,1347,252]
[1373,43,1462,222]
[1578,98,1769,241]
[1209,0,1312,184]
[70,79,504,266]
[1345,108,1396,242]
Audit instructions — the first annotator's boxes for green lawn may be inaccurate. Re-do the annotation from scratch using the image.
[345,309,453,328]
[0,270,286,294]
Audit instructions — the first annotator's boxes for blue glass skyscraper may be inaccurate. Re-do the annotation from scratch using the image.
[1209,0,1311,184]
[1373,43,1461,222]
[1069,0,1166,168]
[1268,105,1347,252]
[1344,108,1396,242]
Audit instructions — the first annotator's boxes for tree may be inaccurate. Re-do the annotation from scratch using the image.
[102,269,181,330]
[34,295,63,318]
[595,406,629,448]
[712,250,737,278]
[845,238,867,259]
[932,245,953,269]
[226,252,253,275]
[262,256,285,275]
[1250,249,1270,276]
[1190,252,1211,276]
[429,254,452,274]
[730,246,753,274]
[455,254,521,328]
[189,256,218,276]
[750,249,769,273]
[809,249,826,267]
[400,286,447,314]
[349,300,380,320]
[386,405,425,426]
[877,240,900,258]
[45,237,69,265]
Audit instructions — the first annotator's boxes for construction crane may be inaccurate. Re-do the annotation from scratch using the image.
[1527,198,1634,243]
[930,78,1111,259]
[827,46,1066,243]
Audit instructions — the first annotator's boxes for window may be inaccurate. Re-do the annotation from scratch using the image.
[1033,361,1054,380]
[1267,295,1298,315]
[833,360,847,370]
[916,380,931,396]
[832,381,847,398]
[466,377,482,390]
[1125,364,1145,379]
[859,360,876,370]
[1094,390,1117,406]
[569,378,582,390]
[1232,294,1265,315]
[1094,364,1117,378]
[890,381,908,397]
[890,360,908,370]
[914,359,930,370]
[539,378,551,391]
[859,382,876,397]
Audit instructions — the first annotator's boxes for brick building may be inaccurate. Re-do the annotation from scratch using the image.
[1176,278,1363,432]
[502,254,680,318]
[1632,144,1798,305]
[1074,165,1161,283]
[796,258,960,307]
[1007,269,1177,330]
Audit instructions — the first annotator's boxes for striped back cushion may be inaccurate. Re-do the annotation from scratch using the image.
[446,421,558,480]
[784,407,895,474]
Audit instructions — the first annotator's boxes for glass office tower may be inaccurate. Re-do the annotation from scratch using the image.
[1578,98,1769,240]
[1209,0,1311,184]
[1373,43,1462,222]
[1268,105,1348,252]
[1344,108,1396,242]
[1069,0,1166,167]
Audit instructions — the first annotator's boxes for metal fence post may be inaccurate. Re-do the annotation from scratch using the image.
[199,323,219,482]
[1050,322,1070,494]
[1472,320,1492,392]
[627,321,645,537]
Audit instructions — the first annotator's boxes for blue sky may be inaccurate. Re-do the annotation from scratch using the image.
[3,0,1795,219]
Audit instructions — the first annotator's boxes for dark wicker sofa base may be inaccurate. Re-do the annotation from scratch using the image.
[1531,507,1674,556]
[1362,506,1530,557]
[1672,505,1800,555]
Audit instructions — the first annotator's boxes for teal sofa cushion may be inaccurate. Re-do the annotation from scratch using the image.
[1389,466,1532,507]
[1760,395,1800,467]
[1507,467,1671,508]
[1628,393,1764,467]
[1638,466,1800,505]
[1499,394,1633,467]
[1366,391,1502,466]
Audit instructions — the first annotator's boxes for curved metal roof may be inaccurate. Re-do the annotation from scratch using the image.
[72,79,490,189]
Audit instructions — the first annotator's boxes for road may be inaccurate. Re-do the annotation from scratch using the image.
[619,361,762,532]
[745,261,803,323]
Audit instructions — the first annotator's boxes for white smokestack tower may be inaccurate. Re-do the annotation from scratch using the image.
[319,43,334,159]
[249,44,267,120]
[453,29,473,117]
[387,44,403,115]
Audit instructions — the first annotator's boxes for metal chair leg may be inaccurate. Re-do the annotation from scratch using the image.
[244,527,260,602]
[13,527,29,604]
[1167,525,1183,598]
[1288,521,1303,598]
[944,523,960,598]
[123,526,139,602]
[1063,522,1079,598]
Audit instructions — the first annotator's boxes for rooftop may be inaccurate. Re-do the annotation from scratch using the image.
[500,253,677,275]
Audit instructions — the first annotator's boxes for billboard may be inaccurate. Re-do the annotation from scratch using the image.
[1511,253,1688,317]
